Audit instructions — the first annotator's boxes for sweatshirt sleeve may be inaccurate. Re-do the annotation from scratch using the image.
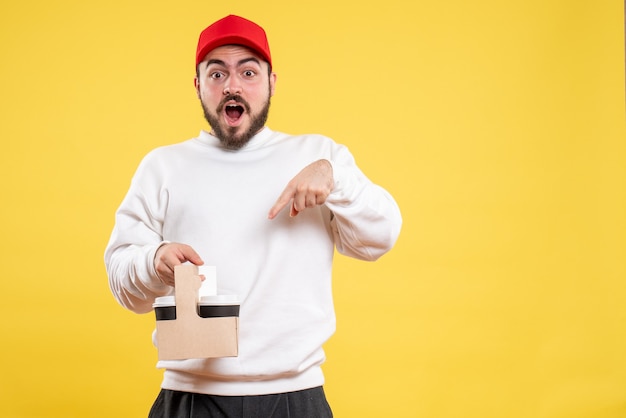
[104,154,171,314]
[325,145,402,261]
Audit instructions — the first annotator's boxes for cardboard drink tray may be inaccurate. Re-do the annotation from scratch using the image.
[154,264,239,360]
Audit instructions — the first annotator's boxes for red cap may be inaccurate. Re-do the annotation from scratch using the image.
[196,15,272,68]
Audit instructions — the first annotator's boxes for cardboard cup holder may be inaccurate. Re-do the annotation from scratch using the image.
[153,264,239,360]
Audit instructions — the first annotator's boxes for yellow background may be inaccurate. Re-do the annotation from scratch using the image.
[1,0,624,417]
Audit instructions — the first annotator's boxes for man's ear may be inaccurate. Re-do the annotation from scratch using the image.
[269,72,277,97]
[194,77,201,99]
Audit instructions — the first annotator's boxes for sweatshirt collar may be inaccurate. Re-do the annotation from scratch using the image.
[196,127,273,151]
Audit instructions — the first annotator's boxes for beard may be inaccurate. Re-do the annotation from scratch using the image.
[201,93,271,151]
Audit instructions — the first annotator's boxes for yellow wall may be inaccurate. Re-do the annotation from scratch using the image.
[1,1,624,417]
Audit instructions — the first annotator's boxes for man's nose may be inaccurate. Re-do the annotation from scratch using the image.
[223,78,242,95]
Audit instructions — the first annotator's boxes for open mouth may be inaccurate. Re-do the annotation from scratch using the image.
[224,104,245,125]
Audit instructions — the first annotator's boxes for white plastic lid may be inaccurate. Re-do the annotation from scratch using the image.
[152,295,175,308]
[199,295,239,305]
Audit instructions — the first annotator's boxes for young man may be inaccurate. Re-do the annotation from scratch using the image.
[105,14,402,417]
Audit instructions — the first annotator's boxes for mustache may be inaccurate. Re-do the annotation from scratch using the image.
[217,94,251,113]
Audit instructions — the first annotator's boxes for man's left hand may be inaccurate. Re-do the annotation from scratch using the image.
[268,159,334,219]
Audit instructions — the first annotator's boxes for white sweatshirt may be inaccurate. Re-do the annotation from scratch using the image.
[104,127,402,396]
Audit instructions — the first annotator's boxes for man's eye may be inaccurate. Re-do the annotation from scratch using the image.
[243,70,255,77]
[210,72,224,79]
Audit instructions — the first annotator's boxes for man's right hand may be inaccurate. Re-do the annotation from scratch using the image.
[154,243,204,287]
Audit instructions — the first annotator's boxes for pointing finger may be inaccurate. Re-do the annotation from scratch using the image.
[268,185,294,219]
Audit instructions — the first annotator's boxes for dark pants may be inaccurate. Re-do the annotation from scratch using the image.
[148,386,333,418]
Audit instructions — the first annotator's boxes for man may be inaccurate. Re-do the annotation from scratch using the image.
[105,14,402,417]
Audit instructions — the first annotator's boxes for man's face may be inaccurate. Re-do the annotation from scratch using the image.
[194,45,276,150]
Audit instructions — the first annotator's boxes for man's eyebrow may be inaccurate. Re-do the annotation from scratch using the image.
[237,57,261,67]
[205,57,262,69]
[205,59,226,68]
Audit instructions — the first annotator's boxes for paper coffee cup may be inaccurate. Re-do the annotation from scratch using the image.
[153,296,176,320]
[198,295,240,318]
